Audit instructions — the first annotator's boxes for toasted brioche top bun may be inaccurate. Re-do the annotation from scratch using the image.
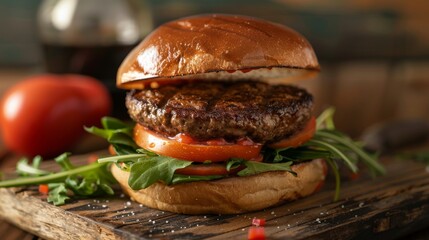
[111,159,327,214]
[117,14,319,89]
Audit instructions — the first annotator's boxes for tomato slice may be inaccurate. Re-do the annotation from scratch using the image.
[268,117,316,149]
[134,124,262,162]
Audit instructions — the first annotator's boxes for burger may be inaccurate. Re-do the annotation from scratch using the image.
[93,14,383,214]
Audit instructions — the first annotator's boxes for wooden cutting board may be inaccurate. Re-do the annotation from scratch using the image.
[0,153,429,240]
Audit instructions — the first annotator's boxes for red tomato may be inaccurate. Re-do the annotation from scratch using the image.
[134,124,262,162]
[0,74,111,157]
[61,74,111,127]
[268,117,316,149]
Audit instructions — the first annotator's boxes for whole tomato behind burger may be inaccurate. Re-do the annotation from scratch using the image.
[0,74,111,157]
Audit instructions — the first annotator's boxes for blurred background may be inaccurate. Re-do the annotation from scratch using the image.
[0,0,429,137]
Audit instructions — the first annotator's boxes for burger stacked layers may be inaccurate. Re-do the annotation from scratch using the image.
[109,14,328,214]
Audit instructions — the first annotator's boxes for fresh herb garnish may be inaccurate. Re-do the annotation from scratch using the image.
[0,153,115,205]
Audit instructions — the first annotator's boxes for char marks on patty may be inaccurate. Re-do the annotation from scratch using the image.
[126,80,313,143]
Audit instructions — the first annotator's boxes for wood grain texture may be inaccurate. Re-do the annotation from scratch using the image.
[0,154,428,240]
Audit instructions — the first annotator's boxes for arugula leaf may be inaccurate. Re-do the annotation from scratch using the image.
[226,158,244,171]
[55,153,75,171]
[128,156,192,190]
[305,139,358,173]
[85,117,139,155]
[171,174,224,184]
[237,161,296,177]
[17,157,51,177]
[0,155,116,205]
[102,116,132,130]
[316,107,336,130]
[47,183,70,205]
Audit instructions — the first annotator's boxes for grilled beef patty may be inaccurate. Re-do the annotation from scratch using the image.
[126,80,313,143]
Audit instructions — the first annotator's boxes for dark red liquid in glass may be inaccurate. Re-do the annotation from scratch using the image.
[42,43,137,118]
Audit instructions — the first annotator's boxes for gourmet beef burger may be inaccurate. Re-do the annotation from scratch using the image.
[126,81,313,143]
[109,14,326,214]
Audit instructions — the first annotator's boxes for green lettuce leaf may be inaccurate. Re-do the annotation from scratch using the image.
[237,160,296,177]
[47,183,70,205]
[171,174,224,184]
[128,156,192,190]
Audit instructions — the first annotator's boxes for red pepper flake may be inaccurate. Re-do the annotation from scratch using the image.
[252,218,266,227]
[248,226,265,240]
[39,184,49,195]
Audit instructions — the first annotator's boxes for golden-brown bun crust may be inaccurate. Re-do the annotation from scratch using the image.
[117,14,319,89]
[111,159,327,214]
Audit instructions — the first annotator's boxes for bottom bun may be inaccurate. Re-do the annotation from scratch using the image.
[111,159,327,214]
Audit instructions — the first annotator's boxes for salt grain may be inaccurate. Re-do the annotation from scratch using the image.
[341,205,345,208]
[166,220,169,223]
[355,215,358,218]
[126,201,131,206]
[316,218,321,223]
[102,205,107,208]
[359,202,364,207]
[271,211,275,215]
